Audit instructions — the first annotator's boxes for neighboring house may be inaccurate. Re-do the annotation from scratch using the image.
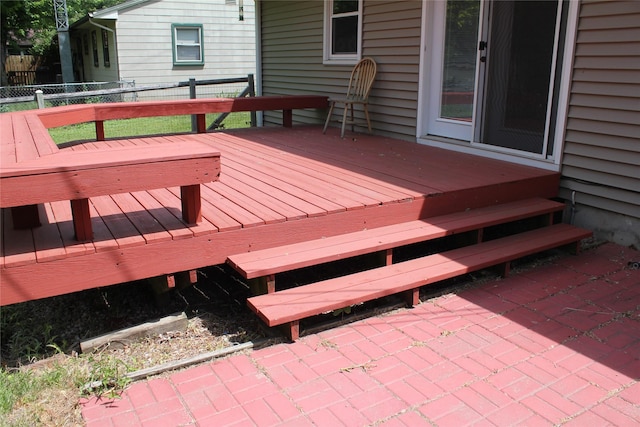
[70,0,255,93]
[256,0,639,248]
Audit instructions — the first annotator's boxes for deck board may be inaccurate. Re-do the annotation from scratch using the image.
[1,126,561,305]
[2,209,37,268]
[32,203,67,262]
[129,190,195,240]
[111,193,173,244]
[210,133,405,205]
[147,188,218,236]
[213,137,361,211]
[48,200,95,257]
[209,132,426,201]
[219,170,309,221]
[12,115,41,162]
[208,181,287,225]
[1,115,17,164]
[91,195,147,248]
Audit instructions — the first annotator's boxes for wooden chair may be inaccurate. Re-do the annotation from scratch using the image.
[323,57,377,138]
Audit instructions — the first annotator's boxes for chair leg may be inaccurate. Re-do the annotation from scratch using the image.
[350,103,355,134]
[341,103,349,138]
[323,102,335,134]
[364,104,372,133]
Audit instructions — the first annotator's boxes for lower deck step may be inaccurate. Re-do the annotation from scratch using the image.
[229,198,564,293]
[247,223,592,340]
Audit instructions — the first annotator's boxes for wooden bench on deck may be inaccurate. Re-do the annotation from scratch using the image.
[1,95,328,241]
[246,223,592,340]
[1,113,220,241]
[227,197,566,294]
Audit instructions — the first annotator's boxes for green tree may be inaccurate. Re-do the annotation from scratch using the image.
[1,0,123,85]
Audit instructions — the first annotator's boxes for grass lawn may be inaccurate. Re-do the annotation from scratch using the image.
[48,112,252,144]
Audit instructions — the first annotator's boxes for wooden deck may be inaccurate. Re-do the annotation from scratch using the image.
[1,126,560,305]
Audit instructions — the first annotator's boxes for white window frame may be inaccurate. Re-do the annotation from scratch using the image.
[323,0,363,65]
[172,24,204,66]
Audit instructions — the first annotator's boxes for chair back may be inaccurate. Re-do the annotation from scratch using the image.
[346,57,377,102]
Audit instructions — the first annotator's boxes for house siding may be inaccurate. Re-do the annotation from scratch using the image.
[559,0,640,245]
[260,0,422,140]
[74,0,255,92]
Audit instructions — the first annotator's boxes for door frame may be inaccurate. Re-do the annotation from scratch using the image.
[416,0,580,171]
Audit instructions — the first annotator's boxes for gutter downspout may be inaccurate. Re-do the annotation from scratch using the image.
[254,0,263,126]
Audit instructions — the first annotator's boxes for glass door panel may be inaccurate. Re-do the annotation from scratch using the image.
[481,0,559,154]
[440,0,480,122]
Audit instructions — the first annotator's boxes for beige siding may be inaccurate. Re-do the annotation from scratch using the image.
[559,0,640,220]
[260,0,421,140]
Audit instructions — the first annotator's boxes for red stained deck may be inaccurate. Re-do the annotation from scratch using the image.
[0,126,559,305]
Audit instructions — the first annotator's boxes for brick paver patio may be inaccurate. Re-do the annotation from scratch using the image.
[81,242,639,426]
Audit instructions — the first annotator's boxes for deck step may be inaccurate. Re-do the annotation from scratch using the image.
[228,198,564,293]
[247,223,592,340]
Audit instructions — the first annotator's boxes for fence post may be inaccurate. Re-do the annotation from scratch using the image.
[35,90,45,109]
[248,74,256,127]
[189,78,197,132]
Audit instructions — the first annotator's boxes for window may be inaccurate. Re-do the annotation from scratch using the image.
[324,0,362,64]
[172,24,204,65]
[102,30,110,67]
[91,31,99,67]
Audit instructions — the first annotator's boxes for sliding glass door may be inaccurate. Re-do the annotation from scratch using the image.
[426,0,568,159]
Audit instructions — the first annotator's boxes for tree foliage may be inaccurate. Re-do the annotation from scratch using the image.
[1,0,124,56]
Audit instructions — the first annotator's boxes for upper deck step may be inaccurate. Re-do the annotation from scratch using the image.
[228,198,564,281]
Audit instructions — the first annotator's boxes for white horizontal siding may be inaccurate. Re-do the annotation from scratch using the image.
[92,0,256,86]
[559,0,640,221]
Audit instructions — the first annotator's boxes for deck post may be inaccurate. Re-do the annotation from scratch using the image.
[71,198,93,241]
[11,205,41,229]
[180,184,202,224]
[402,288,420,307]
[286,320,300,341]
[498,261,511,278]
[196,114,207,133]
[283,109,293,127]
[249,274,275,295]
[95,121,105,141]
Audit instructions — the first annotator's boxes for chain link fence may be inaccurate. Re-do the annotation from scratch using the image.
[0,81,137,112]
[0,76,255,142]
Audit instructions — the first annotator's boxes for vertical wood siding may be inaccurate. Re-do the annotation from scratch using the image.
[260,0,422,140]
[559,0,640,219]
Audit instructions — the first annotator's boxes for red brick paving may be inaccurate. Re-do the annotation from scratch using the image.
[81,243,640,426]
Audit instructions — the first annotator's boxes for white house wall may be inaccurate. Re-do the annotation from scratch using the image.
[75,0,256,91]
[114,0,255,86]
